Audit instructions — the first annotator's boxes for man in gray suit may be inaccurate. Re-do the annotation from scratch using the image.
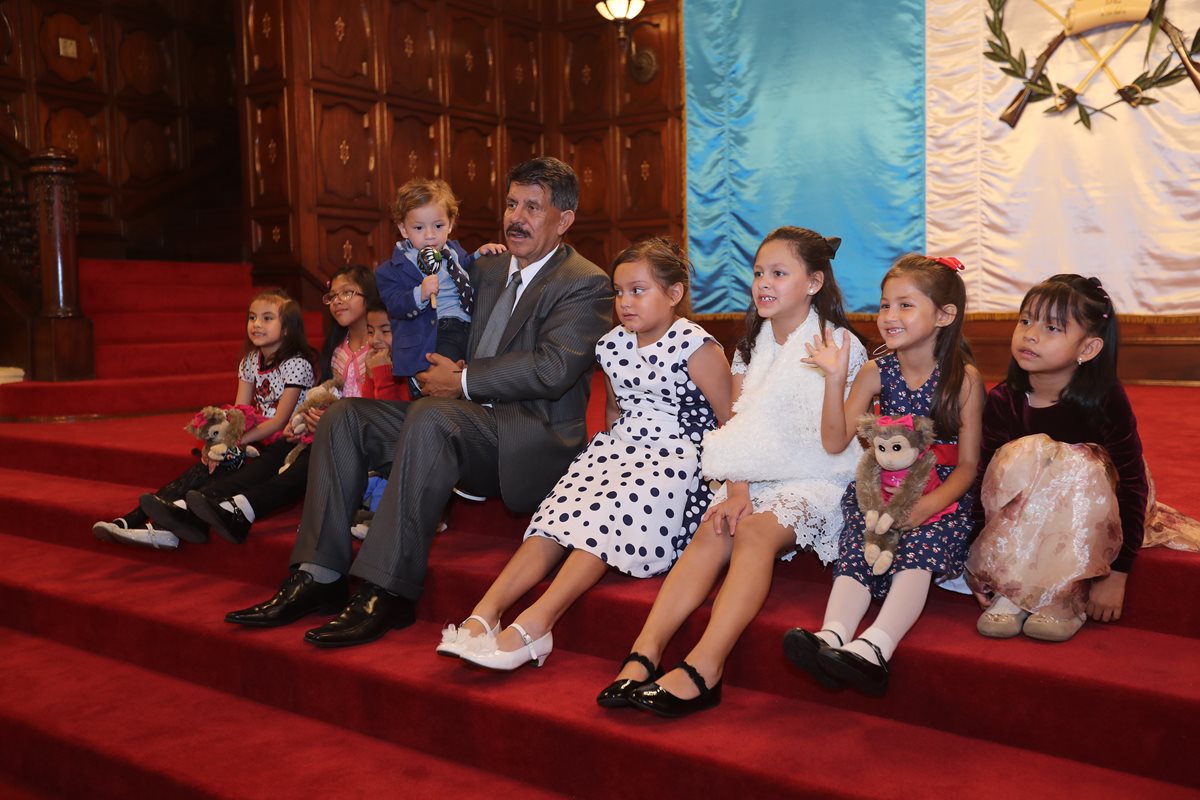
[225,157,612,647]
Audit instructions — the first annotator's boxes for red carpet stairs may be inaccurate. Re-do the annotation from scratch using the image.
[0,260,1196,797]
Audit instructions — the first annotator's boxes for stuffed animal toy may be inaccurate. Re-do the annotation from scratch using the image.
[854,413,940,575]
[185,405,260,471]
[278,378,344,473]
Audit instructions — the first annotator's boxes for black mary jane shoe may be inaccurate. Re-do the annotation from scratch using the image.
[627,661,722,719]
[782,627,844,690]
[596,652,663,709]
[303,583,417,648]
[186,491,252,544]
[139,493,209,543]
[817,637,889,698]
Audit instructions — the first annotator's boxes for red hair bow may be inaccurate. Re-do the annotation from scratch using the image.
[876,414,915,430]
[930,256,965,272]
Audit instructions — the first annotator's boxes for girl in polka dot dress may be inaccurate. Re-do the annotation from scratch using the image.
[441,238,733,671]
[785,255,984,698]
[600,227,869,718]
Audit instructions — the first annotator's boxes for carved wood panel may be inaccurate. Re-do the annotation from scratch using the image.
[502,24,539,121]
[244,0,284,83]
[41,102,106,176]
[317,215,381,278]
[619,120,673,220]
[388,107,440,188]
[565,227,610,275]
[0,1,23,81]
[248,92,288,207]
[188,44,234,108]
[310,0,373,89]
[563,127,610,223]
[120,114,176,182]
[385,0,438,104]
[313,93,377,208]
[563,28,608,122]
[116,28,172,101]
[37,10,104,90]
[448,118,496,219]
[446,9,495,113]
[251,213,292,256]
[619,11,676,116]
[504,125,541,182]
[0,87,26,143]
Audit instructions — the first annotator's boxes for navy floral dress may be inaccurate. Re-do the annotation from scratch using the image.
[834,353,976,599]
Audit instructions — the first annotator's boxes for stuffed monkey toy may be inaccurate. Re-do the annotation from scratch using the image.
[854,414,939,575]
[185,406,260,471]
[278,378,343,473]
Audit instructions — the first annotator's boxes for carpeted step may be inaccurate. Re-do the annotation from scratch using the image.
[91,310,326,345]
[95,337,326,379]
[83,282,262,314]
[79,258,254,287]
[0,373,232,419]
[0,531,1195,789]
[0,628,566,800]
[0,534,1192,798]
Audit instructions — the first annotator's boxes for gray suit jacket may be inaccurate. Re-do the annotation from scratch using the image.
[464,244,612,512]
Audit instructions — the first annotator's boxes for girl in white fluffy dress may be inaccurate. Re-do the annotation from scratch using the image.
[597,227,868,718]
[440,238,732,671]
[785,255,983,698]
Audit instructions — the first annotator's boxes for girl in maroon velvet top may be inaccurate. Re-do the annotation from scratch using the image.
[965,275,1144,642]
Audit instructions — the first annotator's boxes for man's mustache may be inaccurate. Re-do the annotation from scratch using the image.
[506,225,530,238]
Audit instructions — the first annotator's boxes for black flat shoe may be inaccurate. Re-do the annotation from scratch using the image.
[817,638,889,697]
[139,493,208,543]
[225,571,348,627]
[782,627,843,690]
[186,491,252,544]
[627,661,722,719]
[303,583,416,648]
[596,652,663,708]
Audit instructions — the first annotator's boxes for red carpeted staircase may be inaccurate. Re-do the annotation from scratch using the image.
[0,259,1196,797]
[0,259,324,419]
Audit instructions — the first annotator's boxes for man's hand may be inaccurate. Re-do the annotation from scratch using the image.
[414,353,464,398]
[476,242,507,256]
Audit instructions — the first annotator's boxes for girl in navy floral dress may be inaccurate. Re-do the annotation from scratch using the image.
[785,254,984,697]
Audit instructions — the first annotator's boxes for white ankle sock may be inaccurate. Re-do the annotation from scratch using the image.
[173,499,187,509]
[230,494,256,522]
[816,622,848,647]
[847,627,896,664]
[300,563,341,584]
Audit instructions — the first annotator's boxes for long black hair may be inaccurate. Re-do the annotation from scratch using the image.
[737,226,865,366]
[318,264,382,380]
[882,255,974,438]
[1007,274,1118,416]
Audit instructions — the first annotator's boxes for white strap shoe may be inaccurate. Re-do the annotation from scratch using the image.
[460,623,553,671]
[436,614,499,658]
[103,521,181,550]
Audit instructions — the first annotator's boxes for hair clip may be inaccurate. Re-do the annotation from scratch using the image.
[929,256,965,272]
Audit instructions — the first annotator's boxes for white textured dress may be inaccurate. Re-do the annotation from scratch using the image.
[701,309,866,563]
[525,319,718,576]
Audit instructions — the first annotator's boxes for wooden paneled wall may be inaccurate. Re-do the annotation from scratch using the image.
[0,0,238,252]
[237,0,683,303]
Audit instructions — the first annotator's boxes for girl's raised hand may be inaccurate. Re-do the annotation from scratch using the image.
[802,330,851,379]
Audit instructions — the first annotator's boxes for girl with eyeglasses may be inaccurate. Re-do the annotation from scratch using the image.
[93,288,318,550]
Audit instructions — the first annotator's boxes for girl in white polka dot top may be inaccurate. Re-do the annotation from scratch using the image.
[441,237,733,672]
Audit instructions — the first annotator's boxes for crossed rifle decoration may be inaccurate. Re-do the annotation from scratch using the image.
[992,0,1200,127]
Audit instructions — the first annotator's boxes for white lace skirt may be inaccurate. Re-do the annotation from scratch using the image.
[710,476,849,564]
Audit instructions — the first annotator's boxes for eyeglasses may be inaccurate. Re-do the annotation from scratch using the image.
[322,289,364,305]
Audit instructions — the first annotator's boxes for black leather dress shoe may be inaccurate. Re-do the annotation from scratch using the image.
[186,490,252,544]
[596,652,663,709]
[627,661,722,719]
[139,493,208,543]
[303,583,416,648]
[817,638,889,697]
[225,571,349,628]
[782,627,843,690]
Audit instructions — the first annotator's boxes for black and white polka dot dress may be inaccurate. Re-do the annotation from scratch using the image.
[526,318,718,577]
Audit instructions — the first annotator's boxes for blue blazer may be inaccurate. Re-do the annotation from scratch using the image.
[375,240,472,377]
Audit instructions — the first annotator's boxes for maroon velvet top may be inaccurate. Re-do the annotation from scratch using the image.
[974,381,1147,573]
